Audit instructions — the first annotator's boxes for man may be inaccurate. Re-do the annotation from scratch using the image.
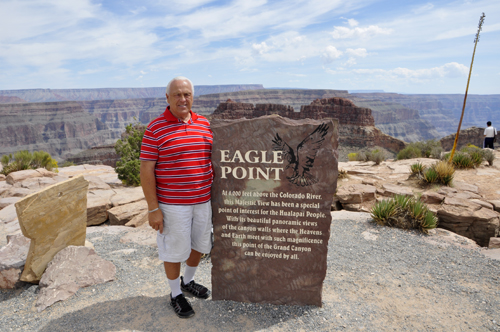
[140,76,213,319]
[484,121,497,149]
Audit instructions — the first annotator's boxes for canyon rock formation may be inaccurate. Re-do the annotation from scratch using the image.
[211,98,406,155]
[0,101,119,161]
[353,93,500,138]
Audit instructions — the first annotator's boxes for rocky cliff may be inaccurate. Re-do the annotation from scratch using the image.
[0,85,264,103]
[353,93,500,138]
[0,102,119,161]
[439,127,485,151]
[212,98,406,155]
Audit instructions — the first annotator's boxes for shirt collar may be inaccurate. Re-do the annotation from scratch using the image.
[163,106,198,123]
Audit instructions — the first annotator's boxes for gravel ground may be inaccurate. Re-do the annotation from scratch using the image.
[1,211,499,332]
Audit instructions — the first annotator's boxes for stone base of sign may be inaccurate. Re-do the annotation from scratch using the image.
[211,115,338,306]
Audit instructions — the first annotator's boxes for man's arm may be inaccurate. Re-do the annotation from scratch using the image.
[140,160,164,233]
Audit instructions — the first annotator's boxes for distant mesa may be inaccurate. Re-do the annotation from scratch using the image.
[0,85,264,103]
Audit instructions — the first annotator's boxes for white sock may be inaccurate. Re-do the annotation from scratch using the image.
[183,265,198,284]
[168,277,182,298]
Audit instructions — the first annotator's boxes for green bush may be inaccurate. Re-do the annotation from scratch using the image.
[370,194,438,234]
[397,145,422,160]
[1,150,58,176]
[369,149,385,165]
[452,152,474,169]
[397,140,443,160]
[115,121,146,186]
[347,153,357,161]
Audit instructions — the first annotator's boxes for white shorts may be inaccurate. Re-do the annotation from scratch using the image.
[157,201,212,263]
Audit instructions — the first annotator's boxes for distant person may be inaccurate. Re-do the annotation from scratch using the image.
[140,76,213,318]
[484,121,497,149]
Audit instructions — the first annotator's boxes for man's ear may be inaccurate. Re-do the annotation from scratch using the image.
[166,93,170,104]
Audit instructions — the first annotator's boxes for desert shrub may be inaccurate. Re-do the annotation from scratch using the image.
[483,149,495,165]
[397,140,443,160]
[115,121,146,186]
[452,152,474,169]
[347,153,357,161]
[430,146,443,159]
[462,147,483,167]
[368,149,385,165]
[432,160,455,186]
[410,162,425,175]
[356,151,367,161]
[370,194,437,234]
[338,168,348,179]
[423,167,438,183]
[397,145,422,160]
[1,150,58,175]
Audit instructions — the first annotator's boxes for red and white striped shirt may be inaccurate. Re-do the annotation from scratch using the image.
[140,107,213,205]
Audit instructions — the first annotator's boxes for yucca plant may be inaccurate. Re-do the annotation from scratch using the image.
[410,162,425,175]
[370,199,397,223]
[370,194,437,234]
[423,168,438,183]
[452,152,474,169]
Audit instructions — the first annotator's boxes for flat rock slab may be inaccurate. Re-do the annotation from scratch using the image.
[0,234,31,288]
[211,116,338,307]
[16,175,89,283]
[110,187,145,207]
[337,184,376,204]
[87,189,115,226]
[453,181,479,194]
[36,246,115,312]
[108,200,148,225]
[6,170,42,185]
[380,183,413,197]
[0,197,22,209]
[489,237,500,249]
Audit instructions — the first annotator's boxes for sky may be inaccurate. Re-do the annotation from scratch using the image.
[1,0,499,94]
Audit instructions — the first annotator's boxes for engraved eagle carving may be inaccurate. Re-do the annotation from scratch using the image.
[272,123,329,187]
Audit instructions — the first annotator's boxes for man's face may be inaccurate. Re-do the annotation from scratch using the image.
[166,80,193,121]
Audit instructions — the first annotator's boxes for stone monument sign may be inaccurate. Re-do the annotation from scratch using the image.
[211,115,338,306]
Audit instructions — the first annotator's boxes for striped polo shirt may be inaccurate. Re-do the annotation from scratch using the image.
[140,107,213,205]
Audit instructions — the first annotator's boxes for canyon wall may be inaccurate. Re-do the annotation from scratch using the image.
[211,98,406,154]
[0,102,119,161]
[0,85,264,103]
[353,93,500,138]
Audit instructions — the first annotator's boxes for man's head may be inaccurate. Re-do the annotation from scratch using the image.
[487,121,492,126]
[166,77,194,122]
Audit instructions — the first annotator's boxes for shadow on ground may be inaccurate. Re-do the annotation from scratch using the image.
[38,295,312,332]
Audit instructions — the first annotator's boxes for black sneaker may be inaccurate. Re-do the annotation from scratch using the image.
[170,293,195,318]
[181,276,210,299]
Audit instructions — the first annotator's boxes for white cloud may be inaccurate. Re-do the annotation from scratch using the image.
[347,18,359,27]
[346,48,367,57]
[322,46,343,64]
[252,42,271,55]
[330,25,392,39]
[352,62,469,81]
